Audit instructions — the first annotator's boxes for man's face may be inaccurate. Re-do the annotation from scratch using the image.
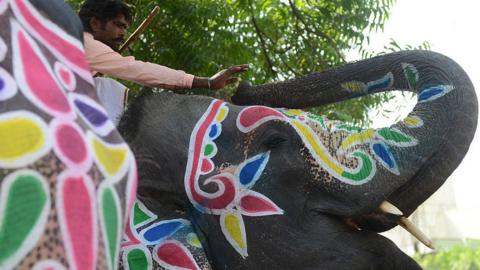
[91,13,129,51]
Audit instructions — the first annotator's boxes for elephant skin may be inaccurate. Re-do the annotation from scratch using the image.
[119,51,477,269]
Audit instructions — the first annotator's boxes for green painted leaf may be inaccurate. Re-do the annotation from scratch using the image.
[377,128,417,147]
[100,185,121,270]
[133,202,151,227]
[0,171,49,268]
[204,143,215,157]
[308,114,327,130]
[402,63,419,90]
[127,248,150,270]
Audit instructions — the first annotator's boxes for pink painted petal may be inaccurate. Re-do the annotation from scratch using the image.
[56,171,97,270]
[50,119,91,172]
[239,190,284,217]
[154,240,200,270]
[54,62,76,91]
[11,20,74,119]
[10,0,93,84]
[237,106,285,133]
[125,160,138,224]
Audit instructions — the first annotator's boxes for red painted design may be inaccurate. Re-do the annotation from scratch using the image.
[202,175,236,210]
[11,0,92,83]
[58,173,97,270]
[155,241,199,270]
[14,24,72,117]
[200,158,214,174]
[238,106,284,131]
[186,100,236,211]
[239,191,283,216]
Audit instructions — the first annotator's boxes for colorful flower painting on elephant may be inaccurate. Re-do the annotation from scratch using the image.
[0,0,136,269]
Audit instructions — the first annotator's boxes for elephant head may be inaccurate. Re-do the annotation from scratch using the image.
[119,51,478,269]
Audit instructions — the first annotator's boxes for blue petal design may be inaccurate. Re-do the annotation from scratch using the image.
[238,152,270,188]
[366,72,394,92]
[372,143,399,175]
[418,85,454,103]
[141,219,185,244]
[74,99,109,127]
[209,123,221,139]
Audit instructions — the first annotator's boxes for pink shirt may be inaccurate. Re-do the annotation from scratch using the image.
[83,32,194,89]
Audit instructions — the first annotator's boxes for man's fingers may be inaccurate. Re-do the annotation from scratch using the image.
[225,77,239,86]
[226,64,249,75]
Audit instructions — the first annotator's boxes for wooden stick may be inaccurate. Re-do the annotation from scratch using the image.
[119,6,160,54]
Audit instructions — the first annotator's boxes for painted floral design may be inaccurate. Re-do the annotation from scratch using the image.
[121,200,203,270]
[0,0,137,269]
[236,62,454,186]
[184,100,284,258]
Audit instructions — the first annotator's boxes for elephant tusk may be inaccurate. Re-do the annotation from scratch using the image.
[379,201,434,249]
[379,201,403,216]
[398,217,435,249]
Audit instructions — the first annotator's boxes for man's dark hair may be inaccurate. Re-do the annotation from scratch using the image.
[78,0,132,32]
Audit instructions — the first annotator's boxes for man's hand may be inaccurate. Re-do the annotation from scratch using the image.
[208,64,249,90]
[192,64,249,90]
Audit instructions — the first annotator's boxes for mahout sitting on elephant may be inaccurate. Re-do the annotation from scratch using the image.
[118,50,477,269]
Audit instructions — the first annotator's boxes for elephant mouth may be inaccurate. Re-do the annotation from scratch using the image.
[348,201,434,249]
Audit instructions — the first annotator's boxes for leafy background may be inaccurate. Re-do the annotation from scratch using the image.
[66,0,422,126]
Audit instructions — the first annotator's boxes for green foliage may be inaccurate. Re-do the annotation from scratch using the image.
[414,242,480,270]
[67,0,400,124]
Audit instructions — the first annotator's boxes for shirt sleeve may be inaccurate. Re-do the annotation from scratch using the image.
[83,33,194,89]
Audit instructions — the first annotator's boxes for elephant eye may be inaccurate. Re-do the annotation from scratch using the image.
[264,135,287,149]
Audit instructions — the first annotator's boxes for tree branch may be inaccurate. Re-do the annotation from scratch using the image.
[248,1,277,78]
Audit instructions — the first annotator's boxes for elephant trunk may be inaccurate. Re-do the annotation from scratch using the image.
[233,50,478,218]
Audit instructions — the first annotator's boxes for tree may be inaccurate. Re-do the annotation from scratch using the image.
[68,0,401,125]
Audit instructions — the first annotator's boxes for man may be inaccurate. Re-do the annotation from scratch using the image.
[78,0,248,124]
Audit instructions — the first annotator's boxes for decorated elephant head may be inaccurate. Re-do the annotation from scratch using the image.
[119,52,477,269]
[0,0,136,269]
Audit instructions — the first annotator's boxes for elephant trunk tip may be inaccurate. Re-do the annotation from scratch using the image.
[231,81,254,105]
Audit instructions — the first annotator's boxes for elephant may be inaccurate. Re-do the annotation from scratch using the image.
[0,0,477,270]
[0,0,137,269]
[117,51,478,269]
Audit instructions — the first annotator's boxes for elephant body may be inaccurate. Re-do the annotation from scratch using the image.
[119,50,477,269]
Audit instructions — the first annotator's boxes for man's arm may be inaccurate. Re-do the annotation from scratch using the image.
[84,33,248,90]
[84,33,194,89]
